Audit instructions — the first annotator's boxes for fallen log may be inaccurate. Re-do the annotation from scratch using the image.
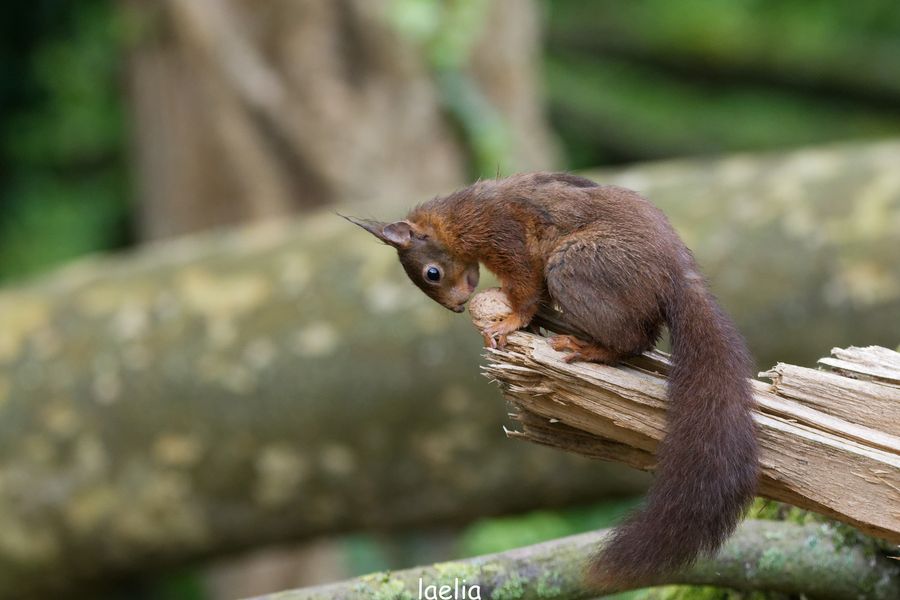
[470,289,900,544]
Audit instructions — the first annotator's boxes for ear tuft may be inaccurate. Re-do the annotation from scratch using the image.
[340,214,414,249]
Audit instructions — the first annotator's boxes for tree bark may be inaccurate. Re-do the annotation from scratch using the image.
[0,140,898,595]
[123,0,557,239]
[251,520,900,600]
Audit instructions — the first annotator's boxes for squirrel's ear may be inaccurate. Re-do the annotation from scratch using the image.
[342,215,414,249]
[381,221,413,248]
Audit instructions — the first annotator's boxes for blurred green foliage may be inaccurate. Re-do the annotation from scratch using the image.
[543,0,900,167]
[0,0,129,284]
[458,498,635,555]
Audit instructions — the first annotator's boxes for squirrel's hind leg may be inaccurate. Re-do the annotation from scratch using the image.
[548,335,627,364]
[545,228,666,359]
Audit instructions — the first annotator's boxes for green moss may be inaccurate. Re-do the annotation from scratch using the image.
[751,500,883,562]
[824,521,869,551]
[433,560,482,583]
[355,572,414,600]
[490,574,525,600]
[748,498,819,525]
[757,547,786,574]
[634,585,781,599]
[535,572,563,598]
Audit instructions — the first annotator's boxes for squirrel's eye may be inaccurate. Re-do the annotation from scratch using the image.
[425,266,441,282]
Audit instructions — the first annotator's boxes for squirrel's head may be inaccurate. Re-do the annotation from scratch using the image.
[344,216,479,313]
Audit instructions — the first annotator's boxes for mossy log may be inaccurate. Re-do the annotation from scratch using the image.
[253,520,900,600]
[0,140,898,594]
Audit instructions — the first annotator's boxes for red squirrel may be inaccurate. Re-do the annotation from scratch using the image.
[345,172,758,589]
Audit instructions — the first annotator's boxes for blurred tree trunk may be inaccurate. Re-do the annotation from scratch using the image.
[124,0,557,240]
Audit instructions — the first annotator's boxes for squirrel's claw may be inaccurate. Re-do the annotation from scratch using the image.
[481,332,495,348]
[482,330,507,349]
[549,334,621,365]
[482,312,528,349]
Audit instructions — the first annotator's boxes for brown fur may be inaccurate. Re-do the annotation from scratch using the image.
[345,173,759,589]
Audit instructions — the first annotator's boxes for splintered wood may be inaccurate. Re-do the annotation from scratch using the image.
[482,332,900,543]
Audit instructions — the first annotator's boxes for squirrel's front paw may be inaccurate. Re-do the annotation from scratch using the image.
[467,288,534,349]
[482,312,529,349]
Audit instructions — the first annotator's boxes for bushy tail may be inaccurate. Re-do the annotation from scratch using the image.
[590,277,758,588]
